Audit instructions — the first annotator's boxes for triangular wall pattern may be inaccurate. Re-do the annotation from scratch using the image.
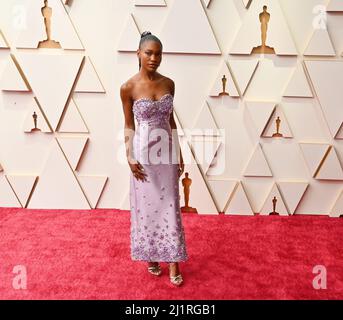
[14,0,84,49]
[242,0,252,8]
[228,59,259,96]
[277,181,309,214]
[56,137,89,171]
[117,14,141,52]
[299,142,330,177]
[225,181,254,215]
[0,30,9,48]
[316,146,343,180]
[0,55,30,92]
[335,123,343,140]
[304,29,336,56]
[209,61,239,97]
[0,173,22,207]
[27,139,90,209]
[207,179,237,213]
[23,99,53,133]
[243,143,273,177]
[246,101,276,136]
[6,175,38,208]
[305,60,343,138]
[283,62,313,97]
[192,101,220,136]
[159,0,221,54]
[17,53,84,131]
[74,57,106,93]
[262,106,293,138]
[58,99,89,133]
[178,137,218,214]
[330,189,343,217]
[77,175,108,209]
[191,138,222,175]
[260,183,289,215]
[230,0,298,55]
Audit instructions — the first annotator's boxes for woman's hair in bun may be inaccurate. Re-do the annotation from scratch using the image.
[141,31,152,39]
[138,31,163,70]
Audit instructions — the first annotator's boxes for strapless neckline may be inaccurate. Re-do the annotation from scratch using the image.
[133,93,173,105]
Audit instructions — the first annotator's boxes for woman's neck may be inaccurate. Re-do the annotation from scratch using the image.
[139,68,159,81]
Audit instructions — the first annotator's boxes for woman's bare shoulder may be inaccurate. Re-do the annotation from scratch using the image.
[120,75,139,97]
[159,73,174,83]
[160,75,175,92]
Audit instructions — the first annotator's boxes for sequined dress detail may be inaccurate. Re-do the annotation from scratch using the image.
[129,93,188,262]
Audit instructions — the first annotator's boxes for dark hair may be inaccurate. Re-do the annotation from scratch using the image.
[138,31,163,70]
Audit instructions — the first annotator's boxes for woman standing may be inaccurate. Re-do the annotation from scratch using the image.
[120,31,188,286]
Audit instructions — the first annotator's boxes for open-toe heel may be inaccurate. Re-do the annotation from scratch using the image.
[148,263,162,276]
[169,264,183,286]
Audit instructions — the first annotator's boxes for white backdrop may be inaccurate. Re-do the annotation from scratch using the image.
[0,0,343,216]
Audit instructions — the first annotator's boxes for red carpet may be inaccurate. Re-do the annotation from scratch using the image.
[0,207,342,300]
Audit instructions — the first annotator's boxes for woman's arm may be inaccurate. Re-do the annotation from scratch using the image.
[169,80,184,176]
[120,82,136,164]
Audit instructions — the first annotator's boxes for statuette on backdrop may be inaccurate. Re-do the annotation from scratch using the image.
[38,0,61,48]
[181,172,198,213]
[251,5,275,54]
[219,75,229,96]
[272,116,283,137]
[31,112,41,132]
[269,196,279,215]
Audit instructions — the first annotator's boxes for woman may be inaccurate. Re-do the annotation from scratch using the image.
[120,31,188,286]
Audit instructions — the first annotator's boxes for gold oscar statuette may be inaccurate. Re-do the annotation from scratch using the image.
[251,5,275,54]
[219,74,229,96]
[31,111,41,132]
[269,196,279,215]
[180,172,198,213]
[38,0,62,48]
[272,116,283,137]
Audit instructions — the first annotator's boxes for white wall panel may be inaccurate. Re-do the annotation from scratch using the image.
[0,0,342,216]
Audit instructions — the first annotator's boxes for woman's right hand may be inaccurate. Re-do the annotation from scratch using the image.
[128,158,148,182]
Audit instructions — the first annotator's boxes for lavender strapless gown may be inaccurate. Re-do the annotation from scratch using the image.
[129,93,188,262]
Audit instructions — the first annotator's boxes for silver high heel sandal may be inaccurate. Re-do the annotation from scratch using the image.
[148,263,162,276]
[169,264,183,286]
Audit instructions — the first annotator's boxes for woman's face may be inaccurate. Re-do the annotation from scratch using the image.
[138,40,162,71]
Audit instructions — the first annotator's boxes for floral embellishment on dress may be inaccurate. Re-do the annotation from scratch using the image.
[132,93,174,125]
[129,93,188,263]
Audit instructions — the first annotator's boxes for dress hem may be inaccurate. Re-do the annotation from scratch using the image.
[131,255,189,263]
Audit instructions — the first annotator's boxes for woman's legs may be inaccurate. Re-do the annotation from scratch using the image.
[168,262,183,286]
[146,261,183,285]
[148,261,159,268]
[147,261,181,275]
[168,262,180,277]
